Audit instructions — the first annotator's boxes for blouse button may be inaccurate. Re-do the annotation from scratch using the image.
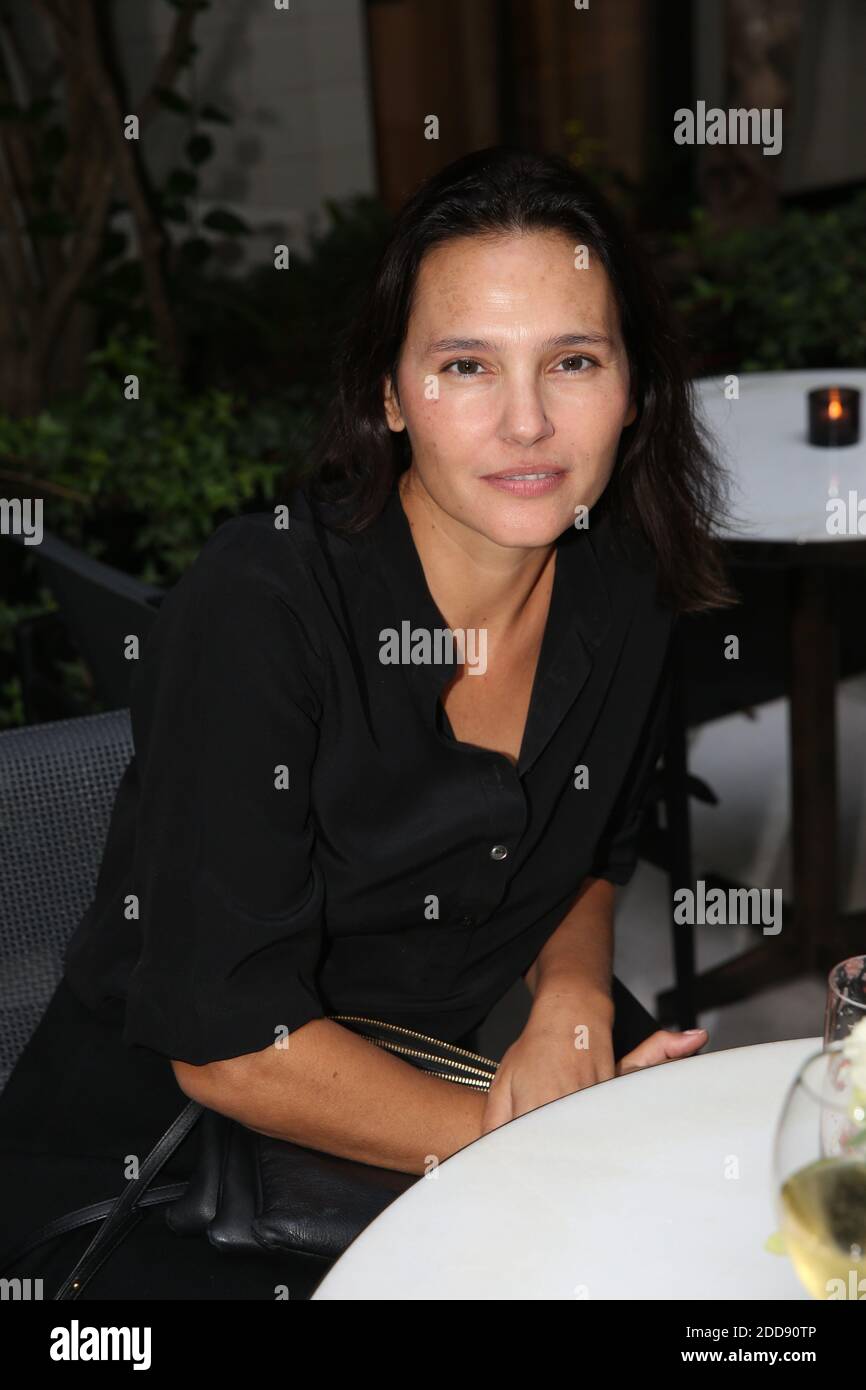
[489,844,508,861]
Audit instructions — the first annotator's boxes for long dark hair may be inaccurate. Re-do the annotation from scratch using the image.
[307,145,736,613]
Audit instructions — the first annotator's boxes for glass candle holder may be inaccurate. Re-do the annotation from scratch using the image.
[808,386,861,447]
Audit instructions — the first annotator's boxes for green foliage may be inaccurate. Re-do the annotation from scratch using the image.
[563,117,640,215]
[0,334,319,586]
[0,586,59,730]
[670,192,866,371]
[82,105,253,339]
[172,193,393,397]
[0,333,326,726]
[0,676,24,729]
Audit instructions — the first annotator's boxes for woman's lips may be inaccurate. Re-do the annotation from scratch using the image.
[481,470,567,497]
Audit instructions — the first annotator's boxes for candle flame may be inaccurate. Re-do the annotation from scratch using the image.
[828,396,844,421]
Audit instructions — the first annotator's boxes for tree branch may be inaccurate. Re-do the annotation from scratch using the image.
[74,3,182,369]
[140,0,199,127]
[0,159,37,313]
[30,163,115,381]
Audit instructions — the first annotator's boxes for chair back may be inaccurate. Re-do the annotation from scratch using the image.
[7,529,163,708]
[0,709,133,1091]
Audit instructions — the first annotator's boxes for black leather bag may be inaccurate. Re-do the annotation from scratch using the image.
[2,1015,498,1300]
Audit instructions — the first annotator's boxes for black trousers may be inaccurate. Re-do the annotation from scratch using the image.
[0,972,657,1300]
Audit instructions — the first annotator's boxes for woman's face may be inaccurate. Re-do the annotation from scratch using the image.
[383,229,637,549]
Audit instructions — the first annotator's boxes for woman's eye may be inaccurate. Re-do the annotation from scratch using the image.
[443,358,483,376]
[558,355,594,373]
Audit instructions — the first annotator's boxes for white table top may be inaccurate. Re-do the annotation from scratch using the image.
[694,368,866,545]
[312,1036,821,1300]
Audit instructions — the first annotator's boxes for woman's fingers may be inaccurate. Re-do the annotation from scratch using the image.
[615,1027,708,1077]
[479,1028,709,1135]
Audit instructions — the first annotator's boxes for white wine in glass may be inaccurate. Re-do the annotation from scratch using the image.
[774,1043,866,1300]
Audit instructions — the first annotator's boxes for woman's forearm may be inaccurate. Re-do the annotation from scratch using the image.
[171,1018,487,1177]
[524,876,616,1023]
[174,878,617,1173]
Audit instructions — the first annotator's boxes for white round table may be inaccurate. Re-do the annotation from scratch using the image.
[312,1036,821,1300]
[694,368,866,546]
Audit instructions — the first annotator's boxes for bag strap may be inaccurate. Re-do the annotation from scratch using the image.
[0,1099,204,1300]
[0,1182,188,1271]
[53,1099,204,1300]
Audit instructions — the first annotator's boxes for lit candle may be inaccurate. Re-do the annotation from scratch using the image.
[808,386,860,447]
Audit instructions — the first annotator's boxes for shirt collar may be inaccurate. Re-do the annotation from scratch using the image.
[357,479,614,775]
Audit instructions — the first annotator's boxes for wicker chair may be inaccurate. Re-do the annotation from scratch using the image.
[0,709,133,1092]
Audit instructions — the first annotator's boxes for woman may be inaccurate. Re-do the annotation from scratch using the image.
[0,147,734,1299]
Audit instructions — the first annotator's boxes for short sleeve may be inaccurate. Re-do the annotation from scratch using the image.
[590,628,676,888]
[121,518,328,1066]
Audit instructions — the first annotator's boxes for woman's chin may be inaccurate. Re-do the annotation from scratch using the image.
[460,497,587,549]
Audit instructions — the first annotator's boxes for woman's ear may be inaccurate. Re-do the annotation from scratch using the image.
[383,374,406,433]
[623,397,638,428]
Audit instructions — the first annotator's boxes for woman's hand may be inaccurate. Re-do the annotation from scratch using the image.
[615,1026,708,1077]
[480,1004,709,1137]
[480,997,617,1136]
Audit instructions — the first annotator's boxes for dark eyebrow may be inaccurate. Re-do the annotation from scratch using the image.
[423,332,613,355]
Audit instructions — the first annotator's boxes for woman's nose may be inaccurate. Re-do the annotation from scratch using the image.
[497,385,555,448]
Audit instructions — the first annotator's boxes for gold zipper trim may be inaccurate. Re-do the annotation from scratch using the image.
[369,1039,493,1090]
[329,1013,498,1071]
[366,1037,495,1079]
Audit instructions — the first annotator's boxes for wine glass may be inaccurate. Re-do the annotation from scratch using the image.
[773,1042,866,1299]
[825,955,866,1046]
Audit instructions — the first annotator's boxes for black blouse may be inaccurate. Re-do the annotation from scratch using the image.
[63,480,677,1065]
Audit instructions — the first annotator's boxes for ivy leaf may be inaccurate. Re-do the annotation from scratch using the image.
[154,86,193,114]
[161,200,190,224]
[199,103,231,124]
[166,168,198,196]
[186,133,213,165]
[178,236,213,266]
[202,208,250,236]
[101,230,128,260]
